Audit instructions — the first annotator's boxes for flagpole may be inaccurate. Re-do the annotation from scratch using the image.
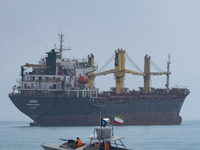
[100,112,101,127]
[112,115,114,136]
[100,112,102,139]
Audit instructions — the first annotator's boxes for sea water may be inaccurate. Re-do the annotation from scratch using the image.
[0,121,200,150]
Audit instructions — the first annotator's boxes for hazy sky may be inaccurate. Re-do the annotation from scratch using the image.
[0,0,200,121]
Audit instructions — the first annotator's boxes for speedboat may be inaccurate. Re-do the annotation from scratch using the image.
[41,120,131,150]
[41,138,85,150]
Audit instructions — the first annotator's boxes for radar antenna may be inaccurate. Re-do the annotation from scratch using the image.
[54,32,71,58]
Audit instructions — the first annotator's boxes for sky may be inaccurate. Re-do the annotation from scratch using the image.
[0,0,200,121]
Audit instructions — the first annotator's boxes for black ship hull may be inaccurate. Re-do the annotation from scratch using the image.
[9,92,187,126]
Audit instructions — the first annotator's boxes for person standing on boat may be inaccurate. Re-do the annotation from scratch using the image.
[76,137,82,148]
[106,142,110,150]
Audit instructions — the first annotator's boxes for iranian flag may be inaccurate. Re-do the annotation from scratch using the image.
[114,115,124,125]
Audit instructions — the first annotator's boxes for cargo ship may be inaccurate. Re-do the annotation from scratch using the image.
[9,33,190,126]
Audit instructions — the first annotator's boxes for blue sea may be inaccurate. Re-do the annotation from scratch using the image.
[0,121,200,150]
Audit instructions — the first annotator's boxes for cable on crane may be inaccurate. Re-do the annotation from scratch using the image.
[125,53,143,73]
[150,59,164,72]
[96,54,115,73]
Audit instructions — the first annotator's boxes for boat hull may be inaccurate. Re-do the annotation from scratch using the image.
[9,93,186,126]
[41,144,64,150]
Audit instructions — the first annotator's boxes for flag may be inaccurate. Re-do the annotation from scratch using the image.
[114,115,124,125]
[101,118,107,127]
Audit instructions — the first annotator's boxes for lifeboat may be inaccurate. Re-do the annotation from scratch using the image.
[77,76,89,84]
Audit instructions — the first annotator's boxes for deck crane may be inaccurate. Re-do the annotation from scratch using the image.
[87,49,170,94]
[87,49,144,94]
[143,55,171,93]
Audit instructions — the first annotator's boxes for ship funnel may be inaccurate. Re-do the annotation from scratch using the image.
[46,49,56,75]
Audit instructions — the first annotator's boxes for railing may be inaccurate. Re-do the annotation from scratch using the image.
[12,88,98,98]
[65,89,98,98]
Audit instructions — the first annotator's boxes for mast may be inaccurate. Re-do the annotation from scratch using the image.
[54,32,71,59]
[144,55,151,94]
[114,49,125,94]
[166,54,171,93]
